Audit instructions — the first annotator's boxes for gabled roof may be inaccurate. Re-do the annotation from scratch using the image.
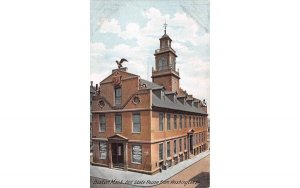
[100,68,139,84]
[108,134,128,141]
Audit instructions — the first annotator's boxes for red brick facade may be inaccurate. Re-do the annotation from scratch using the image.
[91,32,209,174]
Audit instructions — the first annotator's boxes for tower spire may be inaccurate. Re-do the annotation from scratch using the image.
[163,20,167,34]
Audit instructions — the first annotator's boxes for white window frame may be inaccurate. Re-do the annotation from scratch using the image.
[132,112,141,133]
[158,143,164,161]
[99,114,106,132]
[166,141,170,158]
[114,87,122,106]
[159,112,164,131]
[115,114,122,133]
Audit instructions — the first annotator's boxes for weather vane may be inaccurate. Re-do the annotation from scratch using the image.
[163,20,167,34]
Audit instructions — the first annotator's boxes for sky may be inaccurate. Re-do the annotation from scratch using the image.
[90,0,210,113]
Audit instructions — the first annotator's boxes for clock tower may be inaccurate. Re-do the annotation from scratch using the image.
[152,22,180,92]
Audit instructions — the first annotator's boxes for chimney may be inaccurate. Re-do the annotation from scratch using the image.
[90,81,93,86]
[96,84,98,91]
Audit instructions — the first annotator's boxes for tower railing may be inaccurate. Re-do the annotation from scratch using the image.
[155,47,176,55]
[152,67,180,77]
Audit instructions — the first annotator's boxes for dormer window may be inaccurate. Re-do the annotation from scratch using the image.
[115,87,122,105]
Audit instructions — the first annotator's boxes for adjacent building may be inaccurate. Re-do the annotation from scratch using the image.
[91,30,209,174]
[90,82,96,151]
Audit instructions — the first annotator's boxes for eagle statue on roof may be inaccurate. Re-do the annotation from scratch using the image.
[116,58,128,69]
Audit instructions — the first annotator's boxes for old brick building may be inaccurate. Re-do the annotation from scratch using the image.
[91,29,209,174]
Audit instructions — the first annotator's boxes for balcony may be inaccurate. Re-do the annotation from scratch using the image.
[154,47,177,55]
[152,67,180,77]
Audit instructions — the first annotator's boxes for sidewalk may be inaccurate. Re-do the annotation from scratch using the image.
[90,150,209,187]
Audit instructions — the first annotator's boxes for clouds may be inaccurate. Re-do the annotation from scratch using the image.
[90,42,105,56]
[119,23,141,40]
[91,7,209,110]
[141,8,170,37]
[99,18,121,34]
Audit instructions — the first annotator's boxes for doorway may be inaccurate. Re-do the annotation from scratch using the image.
[111,143,124,167]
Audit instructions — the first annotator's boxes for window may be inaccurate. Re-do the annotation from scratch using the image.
[171,57,176,71]
[184,137,187,150]
[184,116,187,128]
[159,112,164,131]
[115,87,122,105]
[180,115,182,129]
[189,116,191,128]
[99,141,107,159]
[193,116,195,127]
[199,133,202,143]
[174,115,177,129]
[132,113,141,133]
[115,114,122,133]
[197,117,199,127]
[174,140,177,154]
[167,113,171,130]
[90,112,92,123]
[158,57,167,70]
[167,142,170,158]
[99,114,106,132]
[159,143,163,161]
[179,139,182,152]
[200,117,202,127]
[132,145,142,164]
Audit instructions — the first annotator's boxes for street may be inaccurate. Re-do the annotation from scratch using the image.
[90,155,210,188]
